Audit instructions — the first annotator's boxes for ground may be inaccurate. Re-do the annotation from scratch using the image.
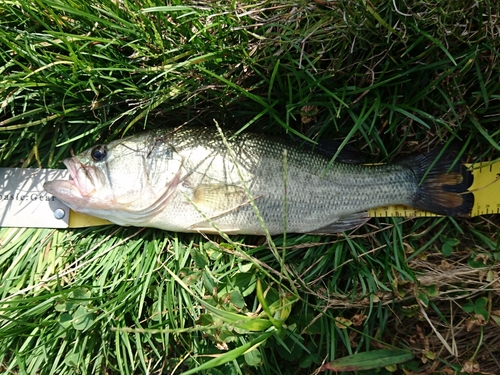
[1,1,499,374]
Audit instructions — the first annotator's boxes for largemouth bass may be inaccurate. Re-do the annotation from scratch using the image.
[44,127,473,235]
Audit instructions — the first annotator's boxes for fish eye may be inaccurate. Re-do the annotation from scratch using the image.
[90,145,107,162]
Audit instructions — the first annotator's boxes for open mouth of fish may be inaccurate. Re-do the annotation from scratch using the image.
[44,158,99,198]
[67,159,100,196]
[63,159,78,185]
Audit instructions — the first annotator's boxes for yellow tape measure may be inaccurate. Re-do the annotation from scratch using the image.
[68,161,500,228]
[368,161,500,218]
[69,211,112,228]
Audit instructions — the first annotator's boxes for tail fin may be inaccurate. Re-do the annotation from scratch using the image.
[401,148,474,217]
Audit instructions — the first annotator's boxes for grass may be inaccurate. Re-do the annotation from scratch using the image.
[1,0,500,374]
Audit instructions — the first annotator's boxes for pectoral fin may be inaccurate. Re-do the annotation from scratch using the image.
[188,184,260,234]
[308,212,370,234]
[192,184,249,212]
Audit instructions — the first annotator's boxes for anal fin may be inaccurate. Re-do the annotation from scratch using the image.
[308,212,369,234]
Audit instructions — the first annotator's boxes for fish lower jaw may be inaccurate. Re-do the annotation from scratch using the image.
[43,179,84,207]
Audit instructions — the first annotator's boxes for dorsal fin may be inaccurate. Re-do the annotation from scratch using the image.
[314,140,366,164]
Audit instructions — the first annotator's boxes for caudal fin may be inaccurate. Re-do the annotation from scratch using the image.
[402,149,474,217]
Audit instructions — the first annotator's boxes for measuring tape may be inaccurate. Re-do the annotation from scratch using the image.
[1,161,498,229]
[368,161,500,218]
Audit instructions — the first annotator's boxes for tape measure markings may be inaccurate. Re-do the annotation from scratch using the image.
[369,162,499,218]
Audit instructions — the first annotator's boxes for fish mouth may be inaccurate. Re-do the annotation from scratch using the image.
[63,159,81,189]
[62,158,102,197]
[43,158,102,205]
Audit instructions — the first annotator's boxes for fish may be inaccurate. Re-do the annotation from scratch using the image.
[43,127,474,235]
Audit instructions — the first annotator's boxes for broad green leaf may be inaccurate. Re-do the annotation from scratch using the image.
[238,263,253,273]
[417,291,429,308]
[474,297,488,308]
[468,256,488,269]
[233,272,257,297]
[55,301,76,312]
[203,269,217,294]
[244,348,262,367]
[190,247,208,268]
[59,312,73,329]
[462,300,475,313]
[476,306,489,320]
[196,314,214,326]
[424,284,439,297]
[322,350,414,372]
[181,331,274,375]
[441,242,453,257]
[69,287,91,305]
[229,290,246,309]
[72,306,94,331]
[491,314,500,327]
[64,353,80,368]
[300,353,322,368]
